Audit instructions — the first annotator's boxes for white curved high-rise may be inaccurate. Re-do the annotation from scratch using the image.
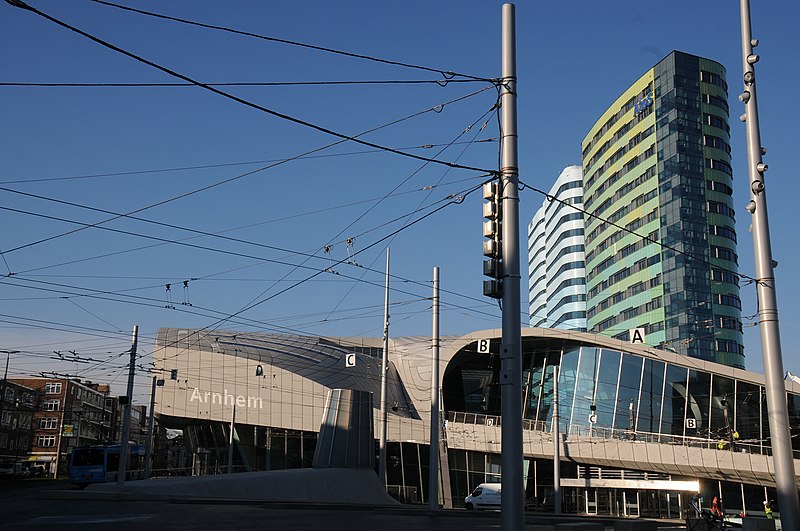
[527,166,586,330]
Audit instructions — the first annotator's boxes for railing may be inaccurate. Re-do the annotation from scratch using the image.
[445,411,768,456]
[446,411,548,432]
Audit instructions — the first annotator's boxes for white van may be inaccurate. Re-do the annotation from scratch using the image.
[465,482,501,510]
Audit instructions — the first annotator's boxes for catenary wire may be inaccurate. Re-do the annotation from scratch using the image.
[0,84,494,259]
[88,0,494,83]
[0,140,496,186]
[6,0,497,175]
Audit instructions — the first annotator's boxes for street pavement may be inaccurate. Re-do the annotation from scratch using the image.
[0,479,686,531]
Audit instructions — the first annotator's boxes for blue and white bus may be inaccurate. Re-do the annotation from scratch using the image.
[68,444,145,487]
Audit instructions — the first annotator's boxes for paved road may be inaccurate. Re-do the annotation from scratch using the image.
[0,479,684,531]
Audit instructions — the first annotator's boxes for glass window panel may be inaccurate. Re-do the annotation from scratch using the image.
[572,347,600,433]
[401,442,421,496]
[687,370,711,439]
[639,359,665,434]
[558,347,580,432]
[595,349,621,428]
[537,363,557,428]
[614,354,644,432]
[661,364,688,436]
[469,450,485,476]
[523,351,547,422]
[386,442,403,487]
[709,375,735,439]
[734,380,761,454]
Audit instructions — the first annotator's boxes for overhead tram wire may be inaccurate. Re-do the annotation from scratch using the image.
[0,83,494,259]
[0,179,477,276]
[321,104,499,322]
[147,182,488,359]
[7,174,486,277]
[6,1,496,175]
[0,140,497,186]
[0,192,503,338]
[0,193,512,330]
[518,178,757,286]
[88,0,494,83]
[0,80,484,88]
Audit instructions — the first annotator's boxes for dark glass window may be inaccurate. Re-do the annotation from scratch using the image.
[557,348,580,433]
[639,359,665,434]
[571,347,601,432]
[687,370,711,438]
[614,354,644,432]
[661,364,688,437]
[709,375,735,439]
[595,350,621,428]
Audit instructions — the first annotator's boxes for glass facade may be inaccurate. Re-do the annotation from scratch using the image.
[581,51,744,368]
[443,337,800,516]
[444,337,800,456]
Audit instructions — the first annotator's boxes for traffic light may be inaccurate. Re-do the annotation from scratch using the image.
[482,181,502,299]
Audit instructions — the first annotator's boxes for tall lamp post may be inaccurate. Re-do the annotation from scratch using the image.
[738,1,800,528]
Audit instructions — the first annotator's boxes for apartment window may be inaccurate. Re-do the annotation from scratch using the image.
[1,411,11,427]
[45,382,62,394]
[42,399,60,411]
[37,435,57,448]
[39,417,59,430]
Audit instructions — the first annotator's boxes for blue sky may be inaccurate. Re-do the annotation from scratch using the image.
[1,1,798,402]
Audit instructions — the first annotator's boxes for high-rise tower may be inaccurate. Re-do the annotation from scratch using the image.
[528,166,586,330]
[581,51,743,367]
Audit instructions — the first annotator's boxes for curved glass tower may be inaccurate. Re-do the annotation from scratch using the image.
[581,51,743,368]
[528,166,586,330]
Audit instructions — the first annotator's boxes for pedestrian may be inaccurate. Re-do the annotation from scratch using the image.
[711,496,723,519]
[764,499,774,519]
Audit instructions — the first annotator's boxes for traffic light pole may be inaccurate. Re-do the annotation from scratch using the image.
[739,2,800,528]
[500,4,523,530]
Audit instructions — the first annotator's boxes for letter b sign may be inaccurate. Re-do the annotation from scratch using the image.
[477,339,491,354]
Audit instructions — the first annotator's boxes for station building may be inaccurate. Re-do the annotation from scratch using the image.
[153,327,800,517]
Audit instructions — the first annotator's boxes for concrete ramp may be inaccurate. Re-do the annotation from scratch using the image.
[87,467,399,505]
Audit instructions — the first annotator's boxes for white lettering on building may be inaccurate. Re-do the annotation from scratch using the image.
[189,387,263,409]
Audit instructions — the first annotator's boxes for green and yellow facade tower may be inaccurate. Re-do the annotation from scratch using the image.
[581,51,743,368]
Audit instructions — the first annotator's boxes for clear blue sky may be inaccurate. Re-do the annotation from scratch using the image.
[2,0,798,402]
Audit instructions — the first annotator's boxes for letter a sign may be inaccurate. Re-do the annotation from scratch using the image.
[629,328,646,344]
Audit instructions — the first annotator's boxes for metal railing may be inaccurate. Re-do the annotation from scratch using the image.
[445,411,769,455]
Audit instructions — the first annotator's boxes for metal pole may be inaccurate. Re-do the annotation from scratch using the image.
[227,403,236,474]
[143,376,156,479]
[500,4,523,529]
[117,325,138,489]
[379,247,390,485]
[428,266,440,511]
[553,363,561,514]
[739,2,800,528]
